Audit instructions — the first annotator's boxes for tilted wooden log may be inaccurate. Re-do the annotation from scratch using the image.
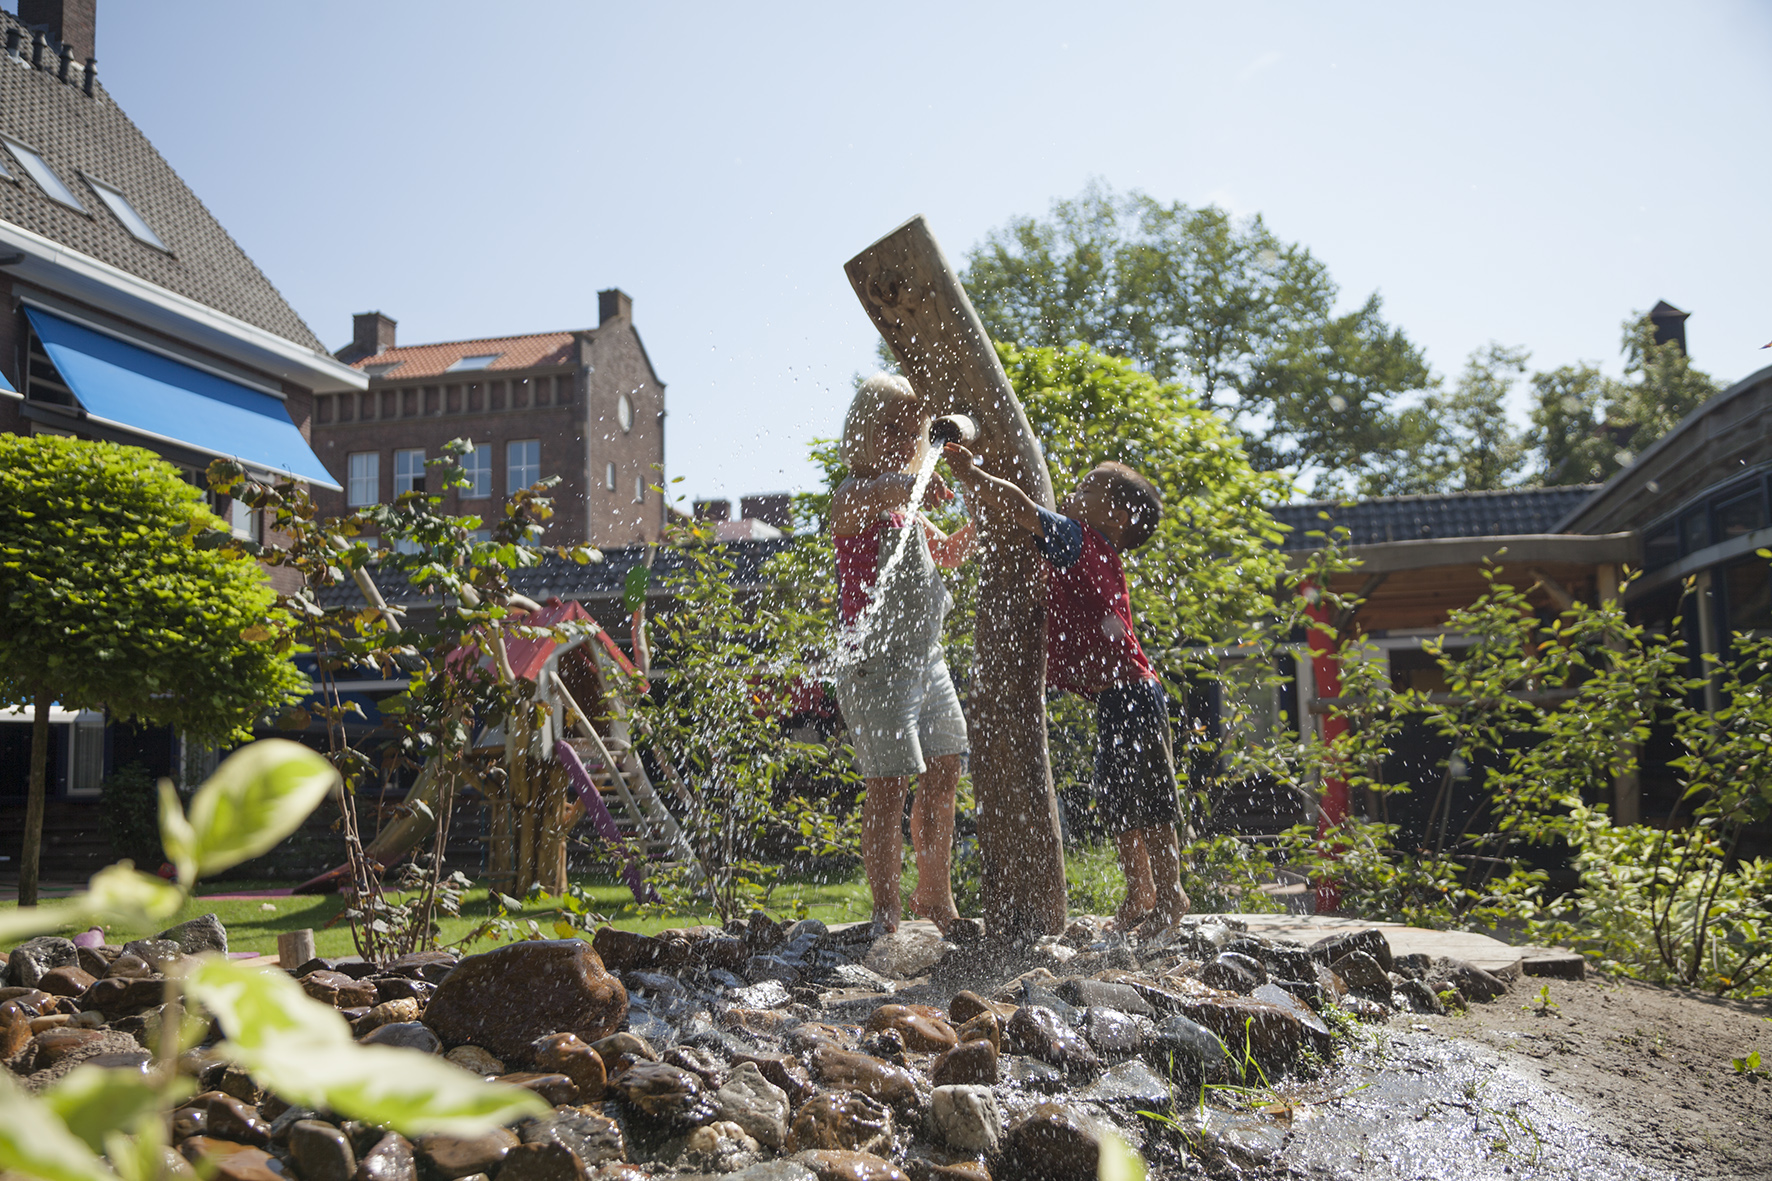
[845,215,1067,939]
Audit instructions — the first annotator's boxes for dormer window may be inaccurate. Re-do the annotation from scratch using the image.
[446,353,501,372]
[4,139,85,211]
[83,176,166,249]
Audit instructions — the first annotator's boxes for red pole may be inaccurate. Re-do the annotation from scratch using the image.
[1302,585,1347,913]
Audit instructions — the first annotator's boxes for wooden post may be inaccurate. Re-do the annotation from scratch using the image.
[512,711,536,896]
[277,928,317,970]
[1302,586,1348,915]
[845,215,1067,940]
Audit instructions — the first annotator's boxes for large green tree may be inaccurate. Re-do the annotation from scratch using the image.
[1362,343,1532,496]
[961,183,1433,493]
[0,435,305,904]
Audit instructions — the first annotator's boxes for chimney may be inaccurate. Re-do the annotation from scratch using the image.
[693,499,732,522]
[598,288,632,326]
[1648,300,1689,356]
[352,311,397,357]
[20,0,95,63]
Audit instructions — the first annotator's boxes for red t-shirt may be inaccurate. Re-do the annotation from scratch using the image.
[1036,508,1156,698]
[834,513,905,625]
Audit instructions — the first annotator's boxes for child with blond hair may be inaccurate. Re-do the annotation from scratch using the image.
[831,373,974,934]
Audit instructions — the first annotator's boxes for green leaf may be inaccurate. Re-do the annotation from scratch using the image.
[83,864,187,928]
[158,779,197,888]
[1097,1128,1147,1181]
[0,1069,118,1181]
[42,1067,191,1153]
[179,740,339,879]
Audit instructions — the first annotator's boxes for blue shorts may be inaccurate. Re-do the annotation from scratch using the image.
[832,654,969,780]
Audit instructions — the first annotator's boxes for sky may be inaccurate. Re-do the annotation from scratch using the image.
[77,1,1772,509]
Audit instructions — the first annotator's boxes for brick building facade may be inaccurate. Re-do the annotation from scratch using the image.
[311,289,667,547]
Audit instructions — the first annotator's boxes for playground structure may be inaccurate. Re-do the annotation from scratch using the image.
[295,597,694,899]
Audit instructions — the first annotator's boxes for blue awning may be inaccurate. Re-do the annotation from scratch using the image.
[24,308,341,488]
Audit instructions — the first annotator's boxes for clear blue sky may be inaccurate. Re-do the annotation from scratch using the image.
[81,2,1772,508]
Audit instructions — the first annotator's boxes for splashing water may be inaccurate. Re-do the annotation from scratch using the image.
[823,443,946,674]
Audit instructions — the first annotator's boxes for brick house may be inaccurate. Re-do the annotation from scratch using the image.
[311,289,667,548]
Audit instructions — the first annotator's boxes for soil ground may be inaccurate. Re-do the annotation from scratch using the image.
[1409,975,1772,1180]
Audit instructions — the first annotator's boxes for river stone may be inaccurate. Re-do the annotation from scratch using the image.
[861,929,947,980]
[498,1072,580,1107]
[6,937,78,988]
[1147,1014,1229,1073]
[591,928,677,972]
[519,1108,625,1167]
[863,1004,957,1053]
[194,1090,272,1145]
[726,1162,815,1181]
[357,1133,418,1181]
[590,1031,657,1067]
[671,1120,761,1172]
[947,991,1012,1025]
[423,941,626,1063]
[663,1045,725,1090]
[356,998,423,1034]
[75,944,115,978]
[1053,979,1153,1017]
[1079,1008,1148,1060]
[302,971,379,1009]
[927,1085,1000,1154]
[156,914,228,956]
[291,1121,356,1181]
[808,1045,918,1109]
[532,1033,608,1100]
[32,1025,107,1067]
[498,1143,585,1181]
[37,965,97,998]
[1176,996,1304,1075]
[788,1091,893,1155]
[1078,1060,1171,1109]
[1309,928,1393,973]
[181,1137,282,1181]
[930,1037,997,1086]
[1328,951,1392,999]
[83,976,167,1014]
[416,1128,518,1179]
[713,1061,790,1150]
[997,1105,1102,1181]
[730,1050,817,1103]
[105,953,156,979]
[911,1163,990,1181]
[360,1022,442,1054]
[121,939,186,970]
[1427,957,1510,1002]
[954,1010,1000,1052]
[608,1061,716,1128]
[1394,978,1447,1015]
[794,1149,907,1181]
[387,951,459,983]
[445,1045,506,1075]
[1,1000,35,1058]
[1004,1006,1098,1078]
[1251,983,1333,1050]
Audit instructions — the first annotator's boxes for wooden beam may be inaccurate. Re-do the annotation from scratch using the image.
[846,216,1067,939]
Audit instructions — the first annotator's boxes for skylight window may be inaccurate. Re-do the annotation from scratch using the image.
[362,361,403,377]
[446,353,501,372]
[5,140,85,211]
[85,177,166,249]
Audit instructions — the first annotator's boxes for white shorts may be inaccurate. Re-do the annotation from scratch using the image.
[832,654,969,780]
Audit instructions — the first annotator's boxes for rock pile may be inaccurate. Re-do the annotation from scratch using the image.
[2,912,1516,1181]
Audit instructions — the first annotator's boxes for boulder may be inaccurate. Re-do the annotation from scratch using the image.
[997,1105,1101,1181]
[5,937,77,988]
[156,914,228,956]
[423,941,626,1062]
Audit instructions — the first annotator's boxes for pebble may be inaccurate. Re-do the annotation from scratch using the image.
[532,1032,609,1100]
[929,1037,998,1086]
[1077,1059,1171,1109]
[355,1132,418,1181]
[997,1105,1102,1181]
[300,971,379,1009]
[1079,1008,1147,1060]
[714,1061,792,1150]
[808,1045,919,1109]
[1003,1006,1099,1078]
[519,1107,627,1167]
[5,937,78,988]
[37,965,97,997]
[498,1142,587,1181]
[955,1011,1001,1052]
[179,1137,283,1181]
[497,1072,582,1107]
[928,1085,1001,1154]
[354,998,421,1035]
[444,1045,505,1075]
[863,1004,957,1053]
[787,1091,893,1155]
[1,1001,32,1058]
[423,941,627,1063]
[290,1121,356,1181]
[415,1128,518,1179]
[794,1149,908,1181]
[359,1022,442,1053]
[1200,952,1267,993]
[607,1060,716,1129]
[1310,928,1394,973]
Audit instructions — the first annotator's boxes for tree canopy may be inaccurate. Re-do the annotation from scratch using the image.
[0,434,305,745]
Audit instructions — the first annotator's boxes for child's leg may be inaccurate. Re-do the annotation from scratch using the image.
[861,774,912,932]
[907,753,961,932]
[1137,823,1192,932]
[1113,829,1156,928]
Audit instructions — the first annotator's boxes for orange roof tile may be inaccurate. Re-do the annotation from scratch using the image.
[351,330,577,381]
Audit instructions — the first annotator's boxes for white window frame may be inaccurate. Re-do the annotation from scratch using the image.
[507,439,540,495]
[82,174,167,249]
[347,452,379,507]
[447,353,502,372]
[605,462,617,491]
[617,393,634,433]
[634,475,646,504]
[393,448,426,496]
[4,138,85,210]
[462,443,492,499]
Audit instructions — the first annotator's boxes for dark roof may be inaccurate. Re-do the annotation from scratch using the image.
[0,12,325,351]
[345,331,578,380]
[1269,486,1601,552]
[315,539,798,611]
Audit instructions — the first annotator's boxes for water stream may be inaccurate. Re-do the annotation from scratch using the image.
[823,443,947,674]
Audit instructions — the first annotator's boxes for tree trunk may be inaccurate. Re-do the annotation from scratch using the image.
[845,215,1068,940]
[20,686,51,907]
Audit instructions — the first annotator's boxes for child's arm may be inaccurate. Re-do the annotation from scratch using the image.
[831,470,953,535]
[926,520,976,568]
[941,443,1043,536]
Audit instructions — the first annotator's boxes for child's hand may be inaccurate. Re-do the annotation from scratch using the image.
[942,442,983,483]
[922,471,954,507]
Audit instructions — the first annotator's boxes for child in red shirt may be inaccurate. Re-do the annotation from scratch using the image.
[943,445,1191,934]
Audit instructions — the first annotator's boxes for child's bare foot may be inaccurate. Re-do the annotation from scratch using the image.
[908,887,960,935]
[1109,901,1154,931]
[1135,887,1192,939]
[870,907,900,935]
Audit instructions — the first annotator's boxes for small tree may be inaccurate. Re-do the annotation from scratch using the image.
[0,434,306,905]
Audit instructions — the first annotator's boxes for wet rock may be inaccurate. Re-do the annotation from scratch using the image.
[929,1037,997,1086]
[927,1085,1000,1154]
[1177,996,1304,1075]
[1394,978,1447,1015]
[302,971,380,1010]
[445,1045,505,1075]
[1392,952,1433,978]
[216,1065,260,1105]
[1428,957,1510,1003]
[607,1061,716,1129]
[291,1121,356,1181]
[121,939,186,970]
[105,953,156,979]
[498,1072,581,1107]
[387,951,459,984]
[424,941,626,1062]
[947,991,1011,1025]
[1,1000,33,1059]
[590,1032,657,1067]
[355,998,423,1035]
[731,980,794,1010]
[713,1061,791,1150]
[745,955,802,986]
[861,928,948,980]
[730,1050,816,1104]
[1225,939,1316,983]
[83,975,168,1015]
[1146,1014,1230,1074]
[361,1022,443,1054]
[591,928,679,973]
[498,1143,586,1181]
[1249,983,1331,1052]
[908,1163,988,1181]
[1310,928,1393,973]
[808,1045,918,1109]
[1053,979,1152,1018]
[664,1045,725,1090]
[1077,1060,1171,1109]
[1200,952,1267,994]
[1004,1056,1067,1093]
[824,964,894,994]
[180,1137,283,1181]
[192,1091,272,1145]
[37,965,97,997]
[31,1025,107,1067]
[727,1161,815,1181]
[794,1149,907,1181]
[1079,1008,1147,1060]
[1330,950,1392,1000]
[723,1008,799,1040]
[863,1004,957,1053]
[671,1120,761,1172]
[1003,1006,1098,1078]
[997,1105,1101,1181]
[416,1128,518,1179]
[532,1033,608,1100]
[789,1092,893,1155]
[356,1133,417,1181]
[156,914,229,956]
[859,1028,906,1063]
[75,944,116,979]
[519,1109,625,1169]
[6,937,78,988]
[954,1010,1000,1052]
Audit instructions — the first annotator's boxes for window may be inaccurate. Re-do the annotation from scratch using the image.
[1714,488,1765,543]
[228,497,257,542]
[347,452,379,506]
[1679,505,1711,556]
[84,177,166,249]
[469,528,492,545]
[507,439,540,494]
[1643,525,1679,571]
[394,448,425,495]
[391,538,423,555]
[462,444,491,499]
[362,360,403,378]
[605,462,617,491]
[634,475,645,504]
[4,139,84,210]
[618,393,634,433]
[447,353,502,372]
